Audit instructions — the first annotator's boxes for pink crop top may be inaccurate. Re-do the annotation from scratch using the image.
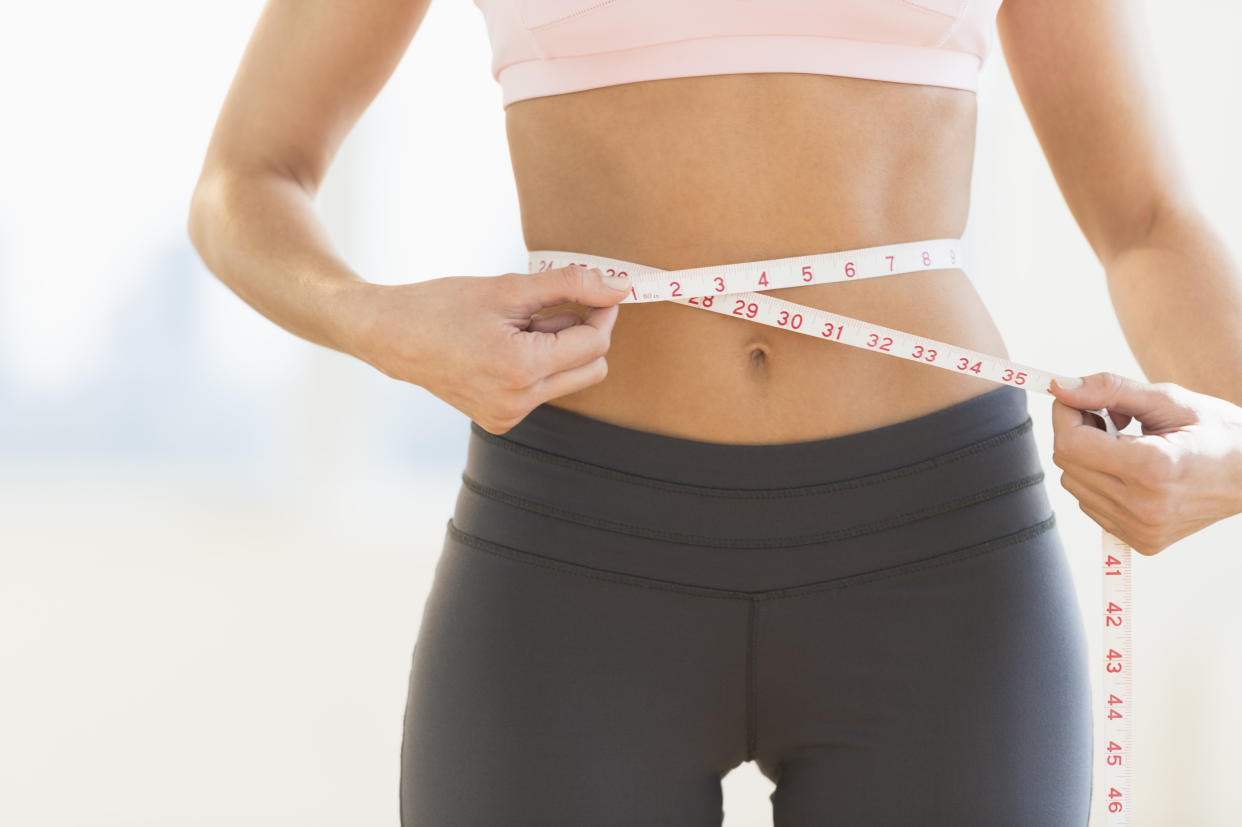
[472,0,1006,109]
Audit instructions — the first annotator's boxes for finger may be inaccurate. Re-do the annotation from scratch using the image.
[1078,499,1127,540]
[1055,455,1128,496]
[1077,497,1157,555]
[517,304,618,378]
[1049,391,1127,432]
[1049,371,1194,432]
[526,311,583,334]
[505,265,633,316]
[1051,396,1096,431]
[528,355,610,404]
[1060,463,1167,540]
[1081,405,1134,432]
[1059,471,1127,531]
[1050,398,1131,477]
[580,302,622,334]
[1050,397,1164,481]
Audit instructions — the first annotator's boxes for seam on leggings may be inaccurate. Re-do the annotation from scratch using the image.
[468,416,1034,498]
[746,599,759,761]
[458,470,1045,548]
[443,512,1058,601]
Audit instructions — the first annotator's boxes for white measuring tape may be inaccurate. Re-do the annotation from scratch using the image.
[528,237,1134,824]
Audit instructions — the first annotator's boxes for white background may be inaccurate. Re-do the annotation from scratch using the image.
[1,1,1239,825]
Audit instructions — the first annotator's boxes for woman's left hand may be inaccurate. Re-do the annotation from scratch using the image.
[1048,371,1242,556]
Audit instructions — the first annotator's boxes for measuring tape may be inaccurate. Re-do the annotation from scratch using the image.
[528,237,1134,824]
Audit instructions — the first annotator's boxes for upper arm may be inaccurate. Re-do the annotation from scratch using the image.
[194,0,433,195]
[996,0,1193,266]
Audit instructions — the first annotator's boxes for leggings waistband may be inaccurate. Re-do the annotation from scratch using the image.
[448,384,1057,593]
[489,383,1032,490]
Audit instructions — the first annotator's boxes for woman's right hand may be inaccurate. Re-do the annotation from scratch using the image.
[347,265,633,434]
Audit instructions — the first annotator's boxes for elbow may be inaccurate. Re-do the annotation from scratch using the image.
[186,176,216,263]
[187,169,237,271]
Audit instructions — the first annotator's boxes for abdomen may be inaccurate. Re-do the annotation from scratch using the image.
[504,71,1008,443]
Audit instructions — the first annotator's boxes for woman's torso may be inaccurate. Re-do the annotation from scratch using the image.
[506,71,1009,443]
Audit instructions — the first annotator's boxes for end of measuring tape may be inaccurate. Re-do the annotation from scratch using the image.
[1093,407,1120,436]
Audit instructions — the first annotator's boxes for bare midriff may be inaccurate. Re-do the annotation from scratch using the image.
[505,71,1010,444]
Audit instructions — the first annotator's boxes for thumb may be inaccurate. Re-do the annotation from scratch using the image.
[1049,371,1194,432]
[525,265,633,311]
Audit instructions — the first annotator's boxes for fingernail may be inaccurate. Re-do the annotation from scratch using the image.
[1054,376,1083,390]
[602,273,631,291]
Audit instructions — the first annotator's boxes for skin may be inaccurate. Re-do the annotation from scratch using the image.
[1048,373,1242,555]
[503,71,995,442]
[188,0,1242,555]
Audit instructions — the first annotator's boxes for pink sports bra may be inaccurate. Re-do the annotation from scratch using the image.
[472,0,1006,109]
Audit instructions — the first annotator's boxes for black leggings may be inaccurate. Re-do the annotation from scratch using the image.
[399,384,1093,826]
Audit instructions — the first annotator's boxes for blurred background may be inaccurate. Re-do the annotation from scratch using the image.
[1,1,1239,825]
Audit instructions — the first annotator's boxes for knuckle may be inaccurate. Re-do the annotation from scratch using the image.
[1100,371,1126,391]
[1152,380,1193,412]
[1131,527,1160,556]
[476,417,512,436]
[559,265,586,291]
[494,396,527,423]
[1130,495,1170,528]
[1051,428,1070,457]
[479,404,526,435]
[1145,536,1170,556]
[493,272,530,305]
[591,333,612,359]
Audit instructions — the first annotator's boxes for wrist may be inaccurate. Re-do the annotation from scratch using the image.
[327,279,388,361]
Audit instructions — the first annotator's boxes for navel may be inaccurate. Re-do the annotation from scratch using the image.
[748,343,769,370]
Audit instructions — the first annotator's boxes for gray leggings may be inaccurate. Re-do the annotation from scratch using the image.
[399,384,1092,826]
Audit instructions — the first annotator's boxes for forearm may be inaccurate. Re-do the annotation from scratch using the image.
[186,168,377,357]
[1103,201,1242,408]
